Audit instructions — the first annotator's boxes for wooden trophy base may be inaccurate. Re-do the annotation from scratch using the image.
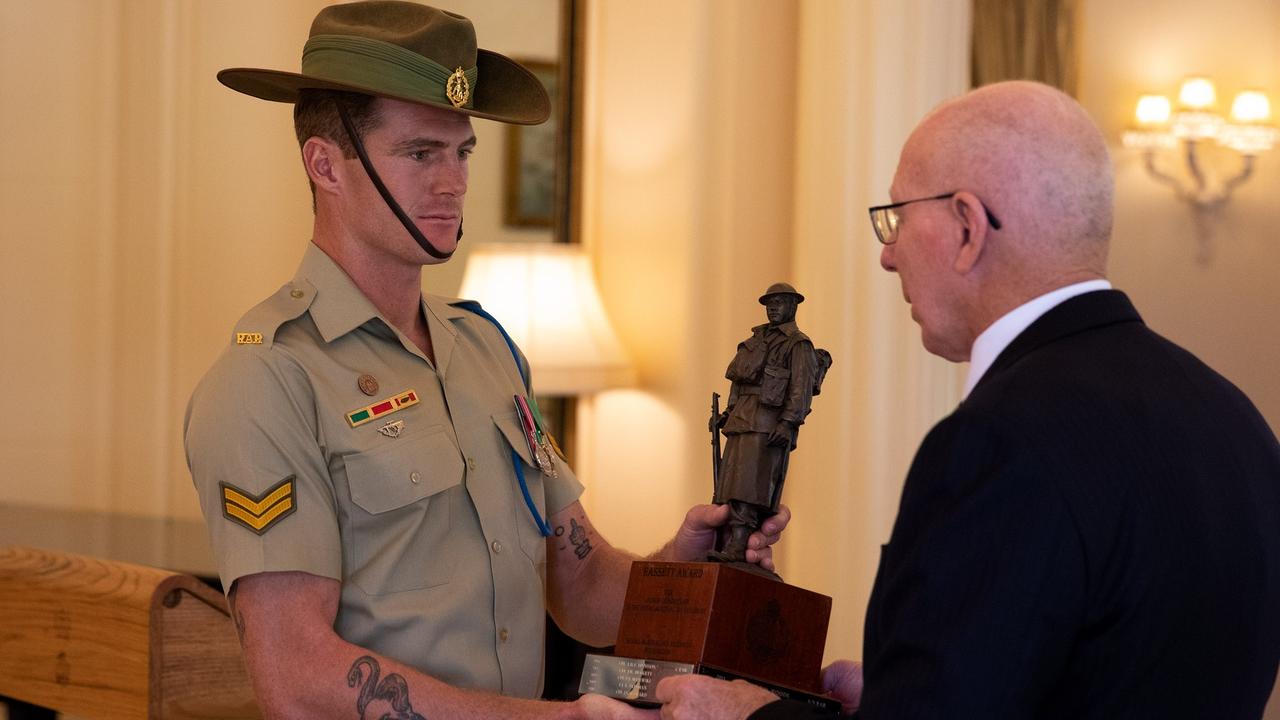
[578,561,838,712]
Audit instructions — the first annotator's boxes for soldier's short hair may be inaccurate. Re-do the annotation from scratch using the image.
[293,89,383,205]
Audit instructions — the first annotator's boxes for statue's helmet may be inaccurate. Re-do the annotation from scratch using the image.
[758,282,804,305]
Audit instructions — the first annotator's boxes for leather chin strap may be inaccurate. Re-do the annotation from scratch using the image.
[334,98,461,260]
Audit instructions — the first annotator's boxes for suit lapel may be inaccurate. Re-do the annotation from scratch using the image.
[971,290,1143,396]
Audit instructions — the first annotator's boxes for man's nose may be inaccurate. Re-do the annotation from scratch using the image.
[880,243,897,272]
[432,159,467,196]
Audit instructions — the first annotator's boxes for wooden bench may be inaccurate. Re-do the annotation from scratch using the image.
[0,545,260,719]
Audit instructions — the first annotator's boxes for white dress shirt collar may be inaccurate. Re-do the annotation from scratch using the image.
[963,279,1113,398]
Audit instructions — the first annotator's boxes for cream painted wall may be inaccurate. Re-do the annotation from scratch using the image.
[1078,0,1280,433]
[0,0,558,521]
[2,0,121,513]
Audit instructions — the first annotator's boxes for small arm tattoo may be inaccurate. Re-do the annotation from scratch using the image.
[347,655,426,720]
[569,517,593,560]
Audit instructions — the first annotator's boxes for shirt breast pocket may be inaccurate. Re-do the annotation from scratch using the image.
[345,424,464,595]
[492,412,549,562]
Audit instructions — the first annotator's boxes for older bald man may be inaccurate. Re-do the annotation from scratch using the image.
[654,81,1280,719]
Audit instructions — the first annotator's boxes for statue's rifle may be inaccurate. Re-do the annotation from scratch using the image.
[710,392,723,503]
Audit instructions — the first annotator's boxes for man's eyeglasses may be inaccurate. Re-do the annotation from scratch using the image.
[868,192,1002,245]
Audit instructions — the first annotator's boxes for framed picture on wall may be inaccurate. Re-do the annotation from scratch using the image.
[504,59,559,228]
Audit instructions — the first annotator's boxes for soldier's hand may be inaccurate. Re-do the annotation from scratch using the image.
[668,504,730,562]
[709,410,729,432]
[666,504,789,572]
[746,504,789,573]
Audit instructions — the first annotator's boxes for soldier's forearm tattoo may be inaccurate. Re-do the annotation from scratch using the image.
[554,515,596,560]
[347,655,426,719]
[569,517,594,560]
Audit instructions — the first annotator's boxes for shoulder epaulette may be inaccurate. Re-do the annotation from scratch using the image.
[231,279,316,349]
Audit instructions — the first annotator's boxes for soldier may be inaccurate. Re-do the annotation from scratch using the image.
[184,3,788,717]
[710,283,827,565]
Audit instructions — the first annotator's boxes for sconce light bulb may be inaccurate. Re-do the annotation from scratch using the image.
[1231,91,1271,123]
[1179,77,1217,110]
[1135,95,1172,125]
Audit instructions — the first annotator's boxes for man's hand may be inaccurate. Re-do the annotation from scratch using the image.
[654,674,777,720]
[821,660,864,716]
[574,694,660,719]
[664,504,791,572]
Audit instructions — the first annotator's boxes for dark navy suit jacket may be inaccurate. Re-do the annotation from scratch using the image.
[753,290,1280,719]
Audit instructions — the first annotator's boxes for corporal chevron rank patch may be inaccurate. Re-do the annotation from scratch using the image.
[220,477,296,535]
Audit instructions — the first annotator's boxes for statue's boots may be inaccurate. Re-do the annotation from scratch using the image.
[708,524,751,563]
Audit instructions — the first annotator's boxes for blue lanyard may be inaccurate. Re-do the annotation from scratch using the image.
[453,301,553,537]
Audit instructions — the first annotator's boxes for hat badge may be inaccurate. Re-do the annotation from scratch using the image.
[446,67,470,107]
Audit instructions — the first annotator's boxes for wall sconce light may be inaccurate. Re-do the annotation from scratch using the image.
[1122,77,1277,211]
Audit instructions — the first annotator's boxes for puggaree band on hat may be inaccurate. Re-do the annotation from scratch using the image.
[217,1,549,126]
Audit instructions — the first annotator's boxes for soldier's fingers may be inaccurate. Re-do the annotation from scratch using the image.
[760,505,792,536]
[684,503,730,531]
[746,546,775,571]
[748,530,782,548]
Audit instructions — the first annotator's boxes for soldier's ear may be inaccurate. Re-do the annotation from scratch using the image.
[303,136,343,196]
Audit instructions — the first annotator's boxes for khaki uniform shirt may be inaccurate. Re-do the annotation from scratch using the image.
[184,243,583,698]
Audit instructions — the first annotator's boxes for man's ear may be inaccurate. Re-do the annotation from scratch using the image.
[950,191,992,275]
[302,137,343,197]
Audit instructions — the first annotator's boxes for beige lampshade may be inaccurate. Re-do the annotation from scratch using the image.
[458,242,634,395]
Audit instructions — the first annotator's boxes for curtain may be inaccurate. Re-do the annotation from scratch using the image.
[971,0,1079,96]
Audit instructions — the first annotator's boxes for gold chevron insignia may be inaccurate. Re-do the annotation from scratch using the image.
[220,476,296,535]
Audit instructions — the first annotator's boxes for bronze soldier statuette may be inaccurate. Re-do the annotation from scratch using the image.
[576,289,836,706]
[708,283,831,572]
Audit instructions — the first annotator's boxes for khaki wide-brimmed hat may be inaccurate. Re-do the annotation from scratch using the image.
[217,0,550,125]
[759,282,805,304]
